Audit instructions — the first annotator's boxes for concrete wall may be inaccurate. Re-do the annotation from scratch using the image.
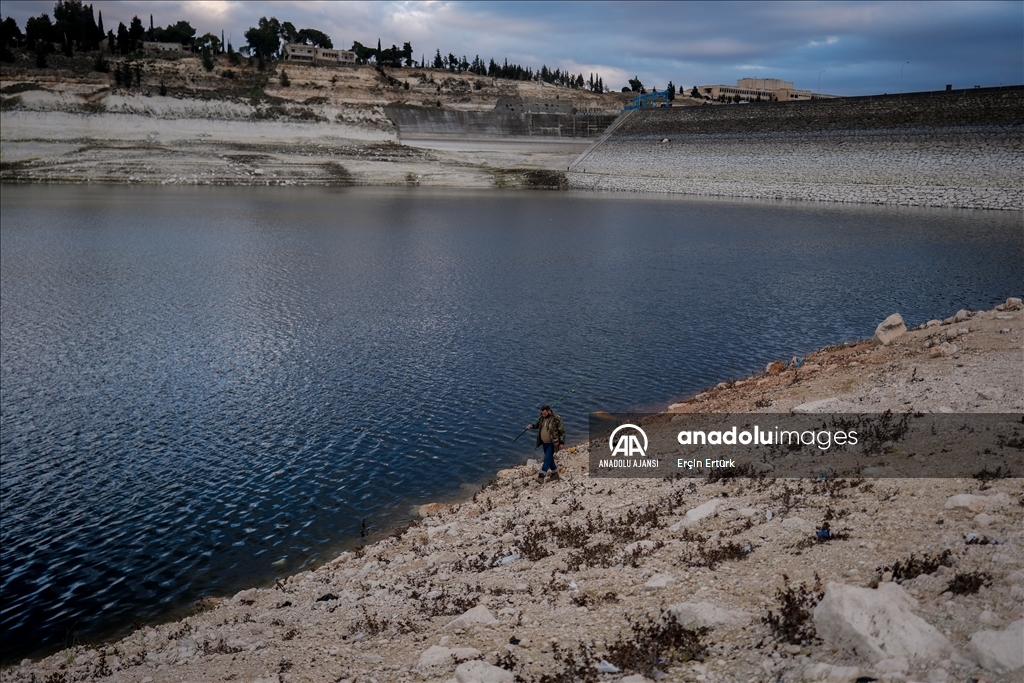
[383,108,617,139]
[568,88,1024,210]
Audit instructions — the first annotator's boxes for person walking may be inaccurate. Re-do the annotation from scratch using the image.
[526,405,565,483]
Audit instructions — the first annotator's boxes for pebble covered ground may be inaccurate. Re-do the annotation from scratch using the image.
[3,301,1021,683]
[569,91,1024,211]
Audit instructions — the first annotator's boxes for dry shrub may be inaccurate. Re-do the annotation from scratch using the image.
[762,573,824,645]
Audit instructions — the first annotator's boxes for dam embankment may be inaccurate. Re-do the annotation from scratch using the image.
[569,87,1024,210]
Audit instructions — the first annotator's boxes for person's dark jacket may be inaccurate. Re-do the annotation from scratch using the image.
[529,411,565,449]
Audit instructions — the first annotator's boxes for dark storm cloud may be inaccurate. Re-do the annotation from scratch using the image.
[2,1,1020,95]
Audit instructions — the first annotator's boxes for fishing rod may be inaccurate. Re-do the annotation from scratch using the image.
[513,322,654,442]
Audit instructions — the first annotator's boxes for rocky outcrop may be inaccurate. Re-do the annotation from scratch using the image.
[874,313,907,345]
[813,582,954,667]
[968,619,1024,673]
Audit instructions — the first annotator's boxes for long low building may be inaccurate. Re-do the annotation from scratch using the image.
[282,43,356,66]
[695,77,832,102]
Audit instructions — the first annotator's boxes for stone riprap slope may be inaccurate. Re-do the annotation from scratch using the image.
[570,89,1024,210]
[3,300,1022,683]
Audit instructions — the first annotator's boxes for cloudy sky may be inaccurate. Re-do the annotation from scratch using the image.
[4,1,1022,95]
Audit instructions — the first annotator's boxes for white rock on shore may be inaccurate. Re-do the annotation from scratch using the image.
[874,312,907,345]
[968,619,1024,673]
[813,582,953,666]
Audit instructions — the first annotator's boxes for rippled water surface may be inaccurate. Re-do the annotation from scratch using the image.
[1,185,1021,659]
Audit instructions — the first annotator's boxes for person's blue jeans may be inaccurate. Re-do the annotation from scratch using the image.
[541,443,557,473]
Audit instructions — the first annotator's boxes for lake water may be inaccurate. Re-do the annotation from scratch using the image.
[1,185,1021,660]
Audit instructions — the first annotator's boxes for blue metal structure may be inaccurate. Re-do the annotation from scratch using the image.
[621,89,672,112]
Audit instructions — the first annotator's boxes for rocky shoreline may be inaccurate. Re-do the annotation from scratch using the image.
[3,300,1022,683]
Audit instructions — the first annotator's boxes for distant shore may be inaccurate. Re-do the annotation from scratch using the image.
[3,79,1022,206]
[4,301,1022,681]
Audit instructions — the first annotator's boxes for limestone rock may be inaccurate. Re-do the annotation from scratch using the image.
[1003,297,1022,310]
[454,660,514,683]
[977,610,1002,627]
[667,601,752,629]
[943,309,970,324]
[944,491,1010,512]
[416,646,453,671]
[874,313,907,345]
[415,645,483,673]
[929,342,957,357]
[792,397,838,414]
[643,573,674,590]
[418,503,449,518]
[973,512,997,527]
[967,619,1024,673]
[446,605,499,630]
[619,676,654,683]
[670,499,720,530]
[812,582,953,665]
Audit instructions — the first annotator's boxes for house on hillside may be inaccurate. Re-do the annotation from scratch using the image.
[142,41,185,53]
[283,44,356,66]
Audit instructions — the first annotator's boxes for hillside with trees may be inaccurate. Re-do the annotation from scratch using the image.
[1,4,630,120]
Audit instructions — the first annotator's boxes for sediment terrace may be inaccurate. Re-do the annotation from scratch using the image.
[569,88,1024,210]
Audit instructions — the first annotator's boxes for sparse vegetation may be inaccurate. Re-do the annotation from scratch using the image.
[681,538,750,568]
[762,574,824,645]
[607,611,707,675]
[944,571,992,595]
[877,549,955,582]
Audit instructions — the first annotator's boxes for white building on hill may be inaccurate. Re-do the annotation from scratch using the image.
[695,78,834,102]
[283,44,356,66]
